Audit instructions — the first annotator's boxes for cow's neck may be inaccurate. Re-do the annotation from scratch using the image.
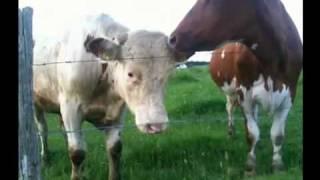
[107,62,126,99]
[240,25,280,63]
[80,61,126,127]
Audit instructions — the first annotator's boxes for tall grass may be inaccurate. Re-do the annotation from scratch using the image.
[42,66,303,180]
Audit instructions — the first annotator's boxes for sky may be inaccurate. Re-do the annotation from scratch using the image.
[19,0,302,61]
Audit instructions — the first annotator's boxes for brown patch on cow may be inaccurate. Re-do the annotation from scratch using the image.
[275,135,284,146]
[263,75,269,91]
[83,106,106,123]
[108,140,122,180]
[69,149,86,167]
[102,62,108,71]
[34,93,60,113]
[236,89,244,102]
[100,63,108,81]
[108,140,122,158]
[245,127,255,149]
[209,43,261,92]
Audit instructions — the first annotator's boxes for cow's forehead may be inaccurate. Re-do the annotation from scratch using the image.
[121,58,174,76]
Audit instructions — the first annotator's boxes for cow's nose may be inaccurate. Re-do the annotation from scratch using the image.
[145,123,167,134]
[168,34,177,48]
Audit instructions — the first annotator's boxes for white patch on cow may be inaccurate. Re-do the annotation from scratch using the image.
[221,49,225,59]
[226,95,237,129]
[228,74,292,117]
[107,128,121,148]
[221,77,237,95]
[219,73,292,165]
[217,71,221,77]
[251,74,292,115]
[59,95,87,151]
[270,103,291,162]
[246,113,260,157]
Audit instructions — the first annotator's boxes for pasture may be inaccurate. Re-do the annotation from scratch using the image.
[41,66,302,180]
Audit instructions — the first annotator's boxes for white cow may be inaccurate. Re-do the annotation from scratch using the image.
[33,14,187,180]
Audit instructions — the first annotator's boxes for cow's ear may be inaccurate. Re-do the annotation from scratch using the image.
[84,35,121,60]
[84,35,108,56]
[116,33,128,45]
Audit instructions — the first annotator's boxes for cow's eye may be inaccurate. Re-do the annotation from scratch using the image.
[128,72,134,77]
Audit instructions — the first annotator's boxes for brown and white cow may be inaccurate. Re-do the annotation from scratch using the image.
[33,14,186,180]
[169,0,302,175]
[209,42,262,137]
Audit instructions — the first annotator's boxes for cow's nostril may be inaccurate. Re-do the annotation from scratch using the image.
[145,123,151,130]
[144,123,166,134]
[169,36,177,46]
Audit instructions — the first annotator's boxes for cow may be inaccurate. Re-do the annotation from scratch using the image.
[168,0,303,175]
[33,13,186,180]
[209,42,262,137]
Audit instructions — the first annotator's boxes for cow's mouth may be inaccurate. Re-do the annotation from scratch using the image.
[137,122,168,134]
[178,50,195,59]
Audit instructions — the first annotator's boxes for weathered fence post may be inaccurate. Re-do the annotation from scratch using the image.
[19,7,41,180]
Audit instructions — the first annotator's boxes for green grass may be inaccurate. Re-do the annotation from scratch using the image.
[42,66,303,180]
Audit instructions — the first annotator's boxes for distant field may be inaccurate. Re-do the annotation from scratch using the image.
[42,66,303,180]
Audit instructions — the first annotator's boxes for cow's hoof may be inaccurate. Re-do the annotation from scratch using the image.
[71,170,85,180]
[71,174,81,180]
[244,169,256,177]
[41,154,50,167]
[228,126,235,137]
[245,155,256,176]
[272,159,285,172]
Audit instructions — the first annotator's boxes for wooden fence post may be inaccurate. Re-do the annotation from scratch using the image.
[19,7,41,180]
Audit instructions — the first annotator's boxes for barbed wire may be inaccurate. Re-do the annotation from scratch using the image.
[41,112,303,137]
[32,51,244,66]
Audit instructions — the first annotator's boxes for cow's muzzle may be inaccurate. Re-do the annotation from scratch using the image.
[137,122,168,134]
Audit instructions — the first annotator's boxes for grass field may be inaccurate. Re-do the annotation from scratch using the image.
[42,66,303,180]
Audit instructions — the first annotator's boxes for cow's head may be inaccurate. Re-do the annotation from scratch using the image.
[169,0,256,53]
[85,31,187,134]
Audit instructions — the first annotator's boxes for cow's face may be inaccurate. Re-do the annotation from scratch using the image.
[85,32,186,134]
[169,0,255,53]
[116,33,183,134]
[117,58,175,134]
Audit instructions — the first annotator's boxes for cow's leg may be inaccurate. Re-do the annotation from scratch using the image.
[57,114,69,147]
[34,107,49,164]
[241,101,259,176]
[105,108,126,180]
[106,127,122,180]
[226,95,236,136]
[270,101,292,172]
[253,104,259,123]
[60,97,86,180]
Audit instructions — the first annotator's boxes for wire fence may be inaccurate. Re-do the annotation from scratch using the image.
[32,51,244,66]
[32,49,303,138]
[42,110,303,137]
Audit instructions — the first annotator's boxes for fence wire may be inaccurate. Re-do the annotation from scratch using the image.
[32,51,244,66]
[41,111,303,137]
[32,49,303,137]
